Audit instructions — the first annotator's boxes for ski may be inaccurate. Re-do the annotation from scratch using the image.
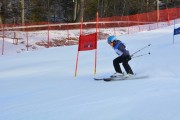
[103,75,148,81]
[94,78,105,80]
[94,75,148,81]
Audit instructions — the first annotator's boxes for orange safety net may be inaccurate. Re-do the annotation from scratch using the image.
[1,8,180,31]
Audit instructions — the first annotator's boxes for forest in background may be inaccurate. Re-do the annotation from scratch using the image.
[0,0,179,24]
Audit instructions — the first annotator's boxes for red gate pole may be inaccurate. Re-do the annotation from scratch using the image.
[94,11,99,75]
[74,17,83,77]
[74,51,80,77]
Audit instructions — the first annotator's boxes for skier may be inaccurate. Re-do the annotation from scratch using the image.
[107,35,134,77]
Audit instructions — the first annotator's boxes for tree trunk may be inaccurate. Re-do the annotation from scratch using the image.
[73,0,77,22]
[0,16,2,24]
[76,0,84,22]
[0,2,2,24]
[21,0,25,25]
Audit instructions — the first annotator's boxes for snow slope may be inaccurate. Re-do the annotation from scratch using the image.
[0,23,180,120]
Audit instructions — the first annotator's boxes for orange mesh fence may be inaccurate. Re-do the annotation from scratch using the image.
[1,7,180,31]
[99,8,179,22]
[94,7,180,27]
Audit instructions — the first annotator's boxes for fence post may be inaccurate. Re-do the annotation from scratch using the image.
[25,23,29,51]
[1,24,5,55]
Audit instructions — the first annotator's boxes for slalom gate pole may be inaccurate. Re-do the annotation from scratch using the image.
[74,51,80,77]
[131,52,151,59]
[131,44,151,57]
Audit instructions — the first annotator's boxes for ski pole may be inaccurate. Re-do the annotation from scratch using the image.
[131,44,151,57]
[132,52,151,59]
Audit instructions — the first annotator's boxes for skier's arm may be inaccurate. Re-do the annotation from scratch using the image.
[118,44,126,54]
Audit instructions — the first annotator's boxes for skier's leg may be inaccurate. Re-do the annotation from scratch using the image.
[122,60,134,74]
[113,56,123,73]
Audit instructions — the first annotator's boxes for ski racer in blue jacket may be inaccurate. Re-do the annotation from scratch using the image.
[107,35,134,77]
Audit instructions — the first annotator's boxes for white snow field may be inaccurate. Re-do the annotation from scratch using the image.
[0,22,180,120]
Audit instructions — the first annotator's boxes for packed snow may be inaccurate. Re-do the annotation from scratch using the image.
[0,21,180,120]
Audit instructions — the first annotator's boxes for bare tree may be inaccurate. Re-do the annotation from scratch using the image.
[0,2,2,24]
[76,0,84,22]
[20,0,25,25]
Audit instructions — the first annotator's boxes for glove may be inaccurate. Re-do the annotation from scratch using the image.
[126,55,131,61]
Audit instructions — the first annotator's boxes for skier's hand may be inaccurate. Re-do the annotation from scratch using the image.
[126,55,131,61]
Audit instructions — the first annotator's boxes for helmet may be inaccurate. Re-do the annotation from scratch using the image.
[107,35,117,44]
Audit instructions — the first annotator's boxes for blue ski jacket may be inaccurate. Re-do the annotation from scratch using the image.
[113,40,130,56]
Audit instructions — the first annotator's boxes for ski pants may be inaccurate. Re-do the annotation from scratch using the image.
[113,55,134,74]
